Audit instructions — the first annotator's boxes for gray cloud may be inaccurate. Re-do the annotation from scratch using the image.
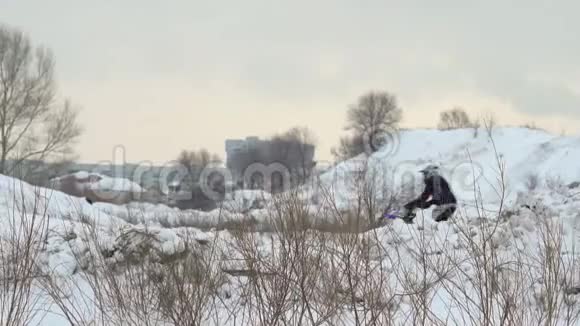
[0,1,579,161]
[3,1,578,114]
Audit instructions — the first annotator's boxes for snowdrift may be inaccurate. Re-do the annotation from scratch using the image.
[49,171,144,205]
[319,127,580,211]
[1,127,579,325]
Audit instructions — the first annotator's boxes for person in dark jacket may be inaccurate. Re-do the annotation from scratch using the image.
[402,164,457,223]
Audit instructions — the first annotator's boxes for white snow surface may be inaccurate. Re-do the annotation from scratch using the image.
[318,127,580,211]
[2,127,580,325]
[52,171,144,193]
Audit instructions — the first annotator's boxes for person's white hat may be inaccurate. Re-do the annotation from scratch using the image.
[419,164,440,176]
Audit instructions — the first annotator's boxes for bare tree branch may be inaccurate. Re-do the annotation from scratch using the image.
[0,25,81,175]
[333,91,402,161]
[438,107,474,130]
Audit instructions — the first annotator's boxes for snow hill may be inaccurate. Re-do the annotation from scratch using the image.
[1,127,578,266]
[319,127,580,213]
[1,127,580,325]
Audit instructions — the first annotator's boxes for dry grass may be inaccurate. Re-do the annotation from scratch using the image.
[3,135,580,325]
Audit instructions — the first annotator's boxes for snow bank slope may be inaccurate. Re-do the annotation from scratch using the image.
[0,175,200,275]
[53,171,143,192]
[321,127,580,208]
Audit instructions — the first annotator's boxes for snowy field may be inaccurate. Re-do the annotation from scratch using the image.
[2,127,580,325]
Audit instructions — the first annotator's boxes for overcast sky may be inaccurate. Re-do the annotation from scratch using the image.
[1,0,579,164]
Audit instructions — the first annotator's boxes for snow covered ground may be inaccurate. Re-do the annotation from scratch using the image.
[1,127,580,325]
[319,127,580,211]
[51,171,144,193]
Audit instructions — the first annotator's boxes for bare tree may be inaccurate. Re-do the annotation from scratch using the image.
[0,25,82,175]
[1,182,51,326]
[331,134,365,162]
[175,149,222,210]
[177,149,220,185]
[482,112,498,137]
[438,107,473,130]
[270,126,317,184]
[520,122,547,132]
[12,157,74,187]
[346,91,402,153]
[333,91,402,161]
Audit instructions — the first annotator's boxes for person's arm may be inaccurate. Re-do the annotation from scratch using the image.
[405,179,434,210]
